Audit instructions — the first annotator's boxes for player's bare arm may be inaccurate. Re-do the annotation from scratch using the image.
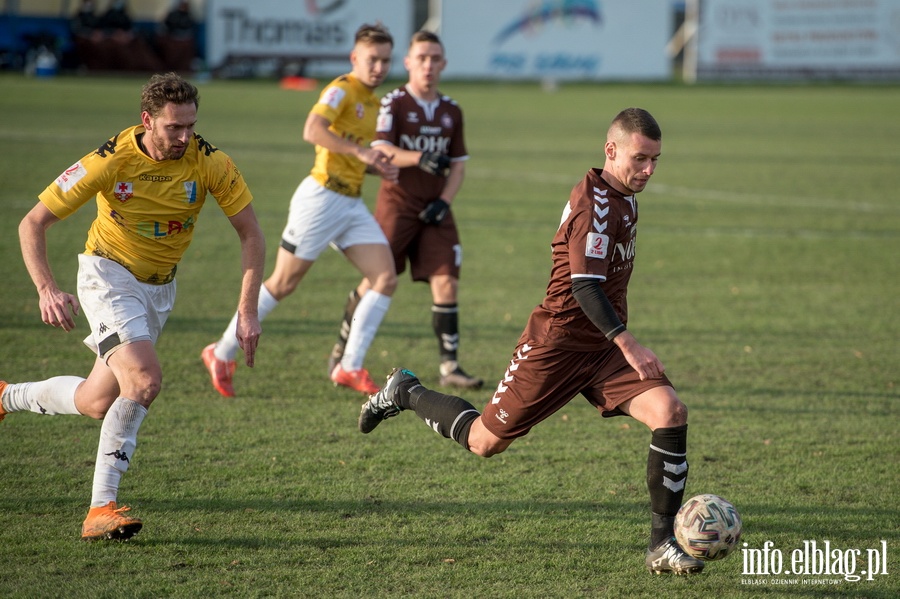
[572,238,659,384]
[303,113,398,182]
[369,144,420,169]
[228,205,266,367]
[18,202,80,331]
[613,330,666,381]
[366,149,399,183]
[371,142,453,179]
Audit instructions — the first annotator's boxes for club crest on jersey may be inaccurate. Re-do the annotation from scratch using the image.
[441,114,453,128]
[184,181,197,204]
[114,182,133,202]
[586,232,609,259]
[356,102,364,119]
[55,161,87,192]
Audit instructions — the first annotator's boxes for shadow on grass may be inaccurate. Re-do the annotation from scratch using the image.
[123,497,649,556]
[7,495,894,548]
[689,387,900,405]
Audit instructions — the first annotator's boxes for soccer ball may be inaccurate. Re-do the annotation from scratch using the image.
[674,494,742,561]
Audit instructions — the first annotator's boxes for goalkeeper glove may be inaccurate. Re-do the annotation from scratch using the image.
[418,152,451,177]
[419,198,450,225]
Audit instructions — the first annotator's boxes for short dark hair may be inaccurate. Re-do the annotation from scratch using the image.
[140,72,199,118]
[410,30,442,49]
[610,108,661,141]
[355,22,393,48]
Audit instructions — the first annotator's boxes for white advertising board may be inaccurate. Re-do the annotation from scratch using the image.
[439,0,672,80]
[697,0,900,80]
[205,0,412,76]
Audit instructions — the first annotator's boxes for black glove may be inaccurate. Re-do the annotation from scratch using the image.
[418,198,450,225]
[418,152,451,177]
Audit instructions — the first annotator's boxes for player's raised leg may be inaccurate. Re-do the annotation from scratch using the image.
[359,368,484,454]
[0,376,83,417]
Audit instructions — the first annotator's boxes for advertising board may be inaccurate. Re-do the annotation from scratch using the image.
[439,0,672,81]
[696,0,900,80]
[205,0,412,77]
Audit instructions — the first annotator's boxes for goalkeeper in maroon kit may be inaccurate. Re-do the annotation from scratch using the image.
[358,108,706,575]
[327,30,482,390]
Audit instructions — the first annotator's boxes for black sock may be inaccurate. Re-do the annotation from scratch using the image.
[338,289,361,345]
[650,513,676,549]
[431,303,459,363]
[404,385,479,451]
[647,424,689,548]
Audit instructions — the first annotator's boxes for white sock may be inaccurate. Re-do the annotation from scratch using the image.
[215,283,279,361]
[341,290,391,371]
[91,398,148,507]
[1,376,83,415]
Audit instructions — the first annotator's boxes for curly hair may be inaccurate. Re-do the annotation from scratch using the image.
[140,72,199,118]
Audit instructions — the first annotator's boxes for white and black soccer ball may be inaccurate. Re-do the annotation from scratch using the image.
[674,494,742,561]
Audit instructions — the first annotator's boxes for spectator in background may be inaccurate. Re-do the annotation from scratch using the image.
[157,0,197,72]
[70,0,107,70]
[100,0,133,34]
[71,0,102,41]
[162,0,196,37]
[99,0,165,72]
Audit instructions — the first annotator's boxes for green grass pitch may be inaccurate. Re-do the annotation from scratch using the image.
[0,73,897,598]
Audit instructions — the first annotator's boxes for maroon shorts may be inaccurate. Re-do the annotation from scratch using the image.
[374,202,461,282]
[480,340,674,440]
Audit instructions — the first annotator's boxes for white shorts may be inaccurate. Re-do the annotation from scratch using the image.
[280,176,388,260]
[77,254,176,360]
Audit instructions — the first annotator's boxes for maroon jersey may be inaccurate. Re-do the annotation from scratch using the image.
[373,85,467,211]
[522,168,638,350]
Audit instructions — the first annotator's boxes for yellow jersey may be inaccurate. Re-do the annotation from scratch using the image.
[39,125,253,284]
[308,73,379,198]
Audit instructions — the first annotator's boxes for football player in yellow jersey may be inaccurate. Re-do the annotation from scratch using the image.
[203,23,400,396]
[0,73,266,541]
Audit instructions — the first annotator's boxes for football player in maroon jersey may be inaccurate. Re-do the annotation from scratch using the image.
[328,31,482,389]
[358,108,706,575]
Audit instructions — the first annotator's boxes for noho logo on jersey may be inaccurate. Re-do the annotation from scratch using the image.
[399,134,451,154]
